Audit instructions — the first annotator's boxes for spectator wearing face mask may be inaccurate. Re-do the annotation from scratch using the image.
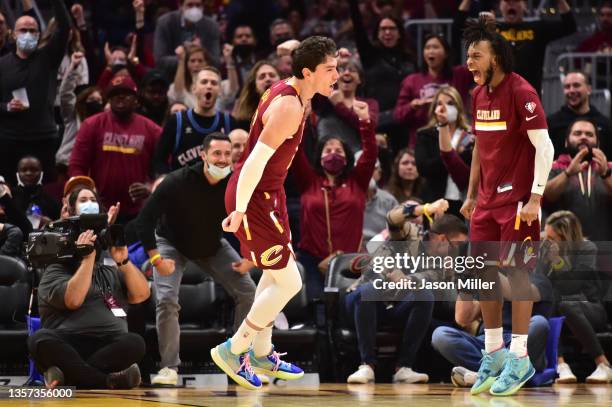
[12,156,61,229]
[415,86,474,218]
[154,66,235,174]
[267,18,296,57]
[227,24,259,85]
[69,76,162,223]
[135,133,256,386]
[0,0,71,186]
[153,0,220,78]
[56,52,105,167]
[28,186,150,390]
[293,102,377,301]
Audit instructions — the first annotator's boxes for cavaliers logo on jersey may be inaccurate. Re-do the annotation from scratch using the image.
[525,102,537,114]
[261,245,284,267]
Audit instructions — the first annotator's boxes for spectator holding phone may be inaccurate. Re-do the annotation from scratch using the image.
[0,0,71,185]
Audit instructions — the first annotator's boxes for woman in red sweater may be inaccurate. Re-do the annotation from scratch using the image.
[293,101,377,301]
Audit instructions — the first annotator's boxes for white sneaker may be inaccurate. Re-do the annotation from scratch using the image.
[151,367,178,385]
[586,363,612,384]
[450,366,477,387]
[556,362,577,384]
[392,367,428,384]
[257,373,270,385]
[347,364,375,384]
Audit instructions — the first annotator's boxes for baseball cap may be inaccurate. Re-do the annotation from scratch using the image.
[106,75,138,99]
[64,176,96,196]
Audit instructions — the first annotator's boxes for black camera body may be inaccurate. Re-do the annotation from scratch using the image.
[26,214,125,267]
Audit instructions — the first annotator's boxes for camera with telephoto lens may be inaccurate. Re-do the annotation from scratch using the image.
[26,214,125,267]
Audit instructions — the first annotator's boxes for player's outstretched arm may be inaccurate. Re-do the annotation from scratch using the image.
[222,96,303,233]
[460,141,480,220]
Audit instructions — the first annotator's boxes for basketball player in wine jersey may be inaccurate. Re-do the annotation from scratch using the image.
[210,36,339,390]
[460,19,554,396]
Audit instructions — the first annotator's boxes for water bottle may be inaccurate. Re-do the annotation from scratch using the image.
[27,204,42,229]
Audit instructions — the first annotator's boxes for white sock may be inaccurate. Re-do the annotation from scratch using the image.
[252,322,274,357]
[484,327,504,353]
[509,334,528,357]
[230,319,261,354]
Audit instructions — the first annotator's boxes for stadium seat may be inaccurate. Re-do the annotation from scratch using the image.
[0,255,30,376]
[144,261,226,374]
[324,253,403,382]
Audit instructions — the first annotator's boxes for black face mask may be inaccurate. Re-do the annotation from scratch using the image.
[85,100,104,117]
[233,44,254,58]
[273,36,292,47]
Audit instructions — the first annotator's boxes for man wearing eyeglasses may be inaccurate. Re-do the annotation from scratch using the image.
[0,0,71,186]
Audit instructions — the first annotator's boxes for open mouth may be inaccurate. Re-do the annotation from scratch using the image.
[204,92,212,101]
[470,70,482,82]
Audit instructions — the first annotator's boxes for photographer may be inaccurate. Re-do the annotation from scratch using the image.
[27,187,150,389]
[544,119,612,242]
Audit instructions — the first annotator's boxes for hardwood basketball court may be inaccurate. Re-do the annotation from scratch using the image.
[4,383,608,406]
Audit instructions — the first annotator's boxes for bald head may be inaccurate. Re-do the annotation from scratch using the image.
[228,129,249,164]
[13,16,40,56]
[14,15,39,35]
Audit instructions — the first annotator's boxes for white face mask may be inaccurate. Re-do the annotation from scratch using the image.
[207,163,231,180]
[184,6,203,23]
[446,104,458,124]
[369,178,377,191]
[78,201,100,215]
[16,171,43,187]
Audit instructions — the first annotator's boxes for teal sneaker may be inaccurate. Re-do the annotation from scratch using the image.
[249,347,304,380]
[210,339,262,390]
[490,353,535,396]
[470,348,508,395]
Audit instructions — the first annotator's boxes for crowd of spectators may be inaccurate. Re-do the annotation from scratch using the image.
[0,0,611,388]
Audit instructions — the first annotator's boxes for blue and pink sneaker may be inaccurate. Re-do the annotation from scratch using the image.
[210,339,262,390]
[249,346,304,380]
